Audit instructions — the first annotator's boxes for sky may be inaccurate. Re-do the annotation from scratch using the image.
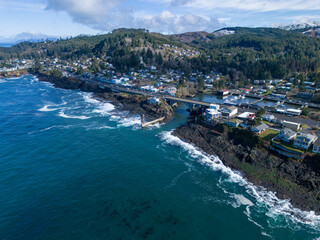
[1,0,320,42]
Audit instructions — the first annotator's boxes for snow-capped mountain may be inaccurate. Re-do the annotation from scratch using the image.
[275,21,320,31]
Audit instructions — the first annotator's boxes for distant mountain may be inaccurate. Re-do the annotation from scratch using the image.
[0,32,59,45]
[0,43,15,48]
[275,21,320,31]
[170,31,212,43]
[169,28,236,43]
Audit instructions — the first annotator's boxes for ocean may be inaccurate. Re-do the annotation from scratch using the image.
[0,75,320,239]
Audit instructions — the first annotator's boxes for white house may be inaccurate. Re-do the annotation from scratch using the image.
[205,108,221,120]
[148,97,160,105]
[261,114,275,122]
[313,140,320,154]
[286,108,302,116]
[207,103,220,111]
[237,112,255,120]
[278,128,297,142]
[293,133,318,150]
[220,106,238,117]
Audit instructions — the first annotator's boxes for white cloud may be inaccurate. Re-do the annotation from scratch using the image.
[45,0,224,33]
[169,0,320,12]
[46,0,132,27]
[135,10,223,34]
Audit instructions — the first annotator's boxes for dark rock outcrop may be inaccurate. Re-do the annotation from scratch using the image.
[35,72,174,121]
[173,123,320,213]
[96,92,173,121]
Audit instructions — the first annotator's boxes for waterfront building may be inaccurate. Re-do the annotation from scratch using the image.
[217,89,229,96]
[293,134,318,150]
[205,108,221,120]
[209,103,220,110]
[220,106,238,117]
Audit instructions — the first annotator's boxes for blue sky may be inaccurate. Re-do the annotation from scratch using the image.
[1,0,320,41]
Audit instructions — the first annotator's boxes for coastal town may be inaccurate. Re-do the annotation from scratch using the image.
[1,47,320,160]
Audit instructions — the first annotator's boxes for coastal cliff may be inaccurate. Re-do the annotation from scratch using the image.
[35,72,174,121]
[173,122,320,214]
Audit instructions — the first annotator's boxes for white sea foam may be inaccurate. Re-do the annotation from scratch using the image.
[117,116,141,129]
[82,93,100,104]
[58,110,91,120]
[92,103,115,116]
[38,105,60,112]
[159,130,320,231]
[145,122,165,130]
[82,92,115,116]
[0,79,7,83]
[90,126,116,130]
[234,194,254,206]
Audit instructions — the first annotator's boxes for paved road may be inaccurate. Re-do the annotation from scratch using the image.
[237,107,320,128]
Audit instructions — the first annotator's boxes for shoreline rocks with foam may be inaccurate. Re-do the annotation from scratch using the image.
[173,122,320,214]
[34,72,174,122]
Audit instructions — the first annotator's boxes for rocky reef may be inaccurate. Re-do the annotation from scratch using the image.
[173,122,320,214]
[35,72,174,121]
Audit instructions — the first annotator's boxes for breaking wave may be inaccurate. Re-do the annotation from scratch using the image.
[58,110,91,120]
[158,131,320,233]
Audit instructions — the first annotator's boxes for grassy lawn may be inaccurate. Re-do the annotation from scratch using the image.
[301,124,308,129]
[259,129,279,140]
[272,140,305,154]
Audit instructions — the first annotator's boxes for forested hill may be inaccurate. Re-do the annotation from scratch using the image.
[1,27,320,82]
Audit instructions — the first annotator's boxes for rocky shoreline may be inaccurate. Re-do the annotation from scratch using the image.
[6,72,320,214]
[34,72,174,122]
[0,70,29,78]
[173,122,320,214]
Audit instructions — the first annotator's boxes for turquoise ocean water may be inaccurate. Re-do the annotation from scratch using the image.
[1,75,320,239]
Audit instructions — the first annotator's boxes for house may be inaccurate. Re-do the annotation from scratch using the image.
[225,119,242,127]
[293,133,318,150]
[313,139,320,154]
[209,103,220,110]
[297,91,314,100]
[240,88,251,94]
[282,121,300,131]
[251,123,269,134]
[220,106,238,117]
[217,89,229,96]
[148,97,160,105]
[237,112,255,120]
[205,108,221,120]
[285,108,302,116]
[261,114,275,122]
[278,128,297,142]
